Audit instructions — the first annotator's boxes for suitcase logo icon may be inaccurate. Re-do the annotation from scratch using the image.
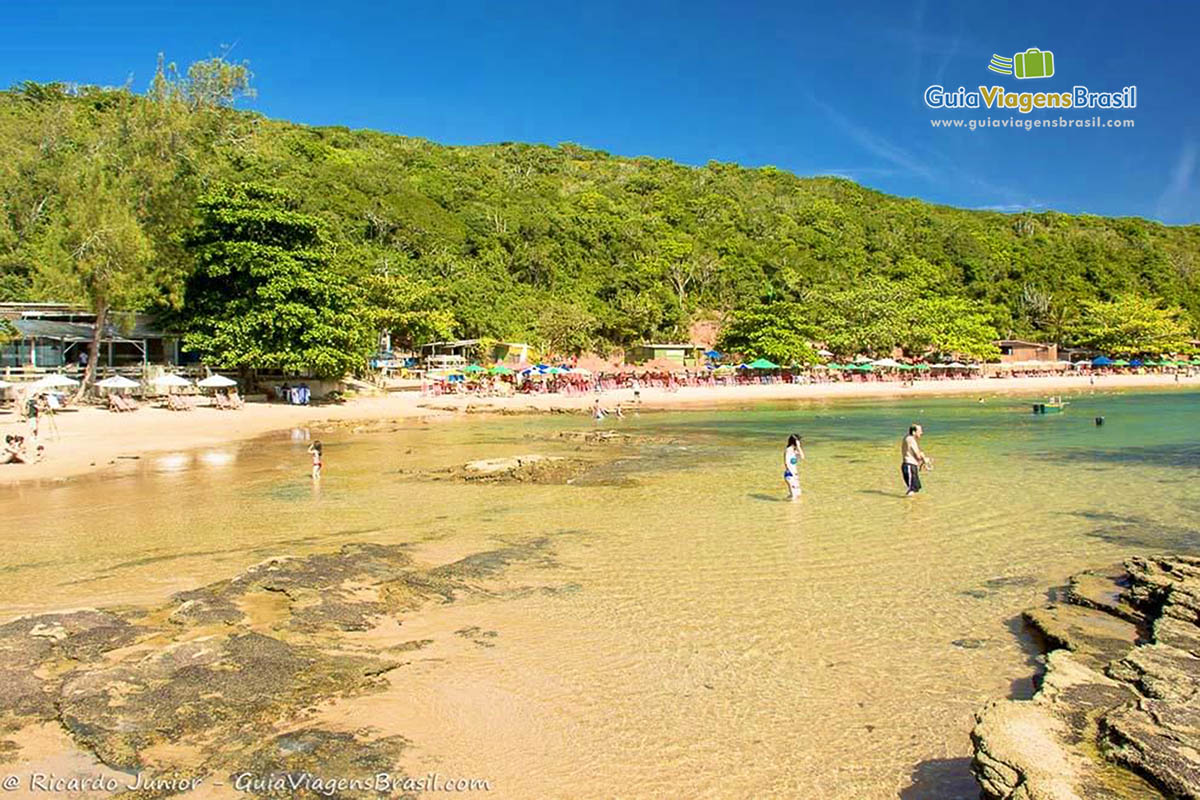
[987,48,1055,79]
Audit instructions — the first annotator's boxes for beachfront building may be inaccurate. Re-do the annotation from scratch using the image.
[995,339,1058,363]
[626,343,706,367]
[0,303,180,370]
[418,339,533,366]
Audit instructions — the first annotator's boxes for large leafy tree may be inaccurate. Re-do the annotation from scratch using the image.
[1067,294,1192,355]
[180,183,372,377]
[717,303,818,364]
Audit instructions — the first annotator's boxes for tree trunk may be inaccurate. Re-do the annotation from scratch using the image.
[78,299,107,399]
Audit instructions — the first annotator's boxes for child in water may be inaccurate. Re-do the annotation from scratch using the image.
[783,434,805,500]
[308,441,323,479]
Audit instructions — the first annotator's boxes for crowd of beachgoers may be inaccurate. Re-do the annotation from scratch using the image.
[420,359,1200,397]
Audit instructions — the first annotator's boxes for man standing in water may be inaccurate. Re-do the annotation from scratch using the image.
[901,424,931,496]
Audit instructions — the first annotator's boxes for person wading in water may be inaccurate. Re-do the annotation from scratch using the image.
[901,424,931,497]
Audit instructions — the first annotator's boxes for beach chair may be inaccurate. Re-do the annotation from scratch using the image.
[228,390,244,409]
[120,395,139,411]
[107,395,123,413]
[213,393,230,410]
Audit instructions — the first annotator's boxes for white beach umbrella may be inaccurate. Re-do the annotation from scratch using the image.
[871,357,903,368]
[97,375,139,390]
[198,374,237,388]
[946,361,967,368]
[152,373,192,388]
[31,374,80,389]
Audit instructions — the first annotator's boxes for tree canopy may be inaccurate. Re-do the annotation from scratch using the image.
[179,182,372,377]
[0,58,1198,371]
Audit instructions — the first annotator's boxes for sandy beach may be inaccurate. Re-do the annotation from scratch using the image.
[1,371,1195,487]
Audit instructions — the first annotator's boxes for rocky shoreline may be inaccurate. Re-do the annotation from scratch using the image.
[972,555,1200,799]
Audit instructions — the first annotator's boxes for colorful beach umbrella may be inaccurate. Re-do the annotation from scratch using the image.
[463,364,486,373]
[1091,356,1113,367]
[1112,359,1130,366]
[746,358,779,369]
[489,365,514,375]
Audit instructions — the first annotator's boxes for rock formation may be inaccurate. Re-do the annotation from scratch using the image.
[972,555,1200,799]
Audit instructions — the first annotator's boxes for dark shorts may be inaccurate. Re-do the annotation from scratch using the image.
[902,463,922,493]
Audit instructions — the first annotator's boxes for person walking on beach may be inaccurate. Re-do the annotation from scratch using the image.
[901,424,930,496]
[783,434,805,500]
[308,440,323,480]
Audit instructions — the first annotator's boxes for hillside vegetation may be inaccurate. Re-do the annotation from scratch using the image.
[1,58,1198,373]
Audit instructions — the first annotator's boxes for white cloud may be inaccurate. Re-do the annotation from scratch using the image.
[1156,140,1197,221]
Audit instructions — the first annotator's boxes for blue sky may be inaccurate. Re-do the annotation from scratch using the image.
[2,1,1197,223]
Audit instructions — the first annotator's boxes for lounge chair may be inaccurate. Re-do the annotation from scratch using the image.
[213,393,230,410]
[228,390,244,409]
[108,395,123,413]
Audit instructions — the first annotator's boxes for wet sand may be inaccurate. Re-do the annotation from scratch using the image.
[0,371,1194,487]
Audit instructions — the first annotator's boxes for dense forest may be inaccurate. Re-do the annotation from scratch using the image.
[1,57,1198,375]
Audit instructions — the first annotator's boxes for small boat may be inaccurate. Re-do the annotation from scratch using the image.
[1032,401,1067,414]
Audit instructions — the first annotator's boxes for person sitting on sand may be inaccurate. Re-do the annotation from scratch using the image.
[2,435,28,465]
[308,440,323,480]
[901,424,931,497]
[783,433,805,500]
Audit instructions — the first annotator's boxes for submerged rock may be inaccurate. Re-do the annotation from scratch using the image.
[0,537,564,784]
[971,554,1200,799]
[424,453,594,484]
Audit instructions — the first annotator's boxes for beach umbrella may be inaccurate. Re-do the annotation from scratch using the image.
[1112,359,1130,367]
[97,375,139,390]
[914,364,931,371]
[853,355,872,363]
[462,364,486,373]
[1129,358,1144,367]
[489,365,514,375]
[153,374,192,388]
[1091,356,1113,367]
[571,367,593,376]
[747,358,779,369]
[198,375,237,388]
[871,357,903,368]
[704,349,721,359]
[894,364,914,371]
[855,363,875,371]
[817,349,834,357]
[31,374,80,389]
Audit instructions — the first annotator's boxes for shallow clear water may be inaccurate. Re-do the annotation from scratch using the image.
[2,390,1198,798]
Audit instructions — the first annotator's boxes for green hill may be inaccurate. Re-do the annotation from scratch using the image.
[2,61,1198,367]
